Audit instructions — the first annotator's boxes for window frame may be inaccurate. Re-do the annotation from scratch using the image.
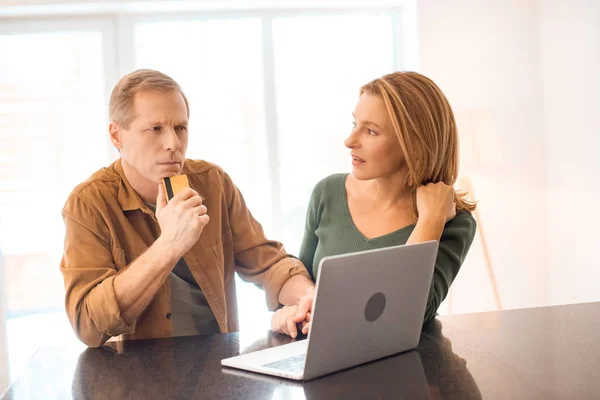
[0,3,416,387]
[1,6,413,237]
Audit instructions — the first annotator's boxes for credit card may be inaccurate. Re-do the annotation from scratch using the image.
[162,175,190,201]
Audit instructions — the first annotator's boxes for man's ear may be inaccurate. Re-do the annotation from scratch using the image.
[109,121,122,151]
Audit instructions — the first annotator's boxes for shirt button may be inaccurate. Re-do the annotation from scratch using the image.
[166,312,172,319]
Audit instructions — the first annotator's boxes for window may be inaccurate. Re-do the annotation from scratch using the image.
[271,14,395,253]
[0,19,113,382]
[133,18,273,234]
[0,6,411,384]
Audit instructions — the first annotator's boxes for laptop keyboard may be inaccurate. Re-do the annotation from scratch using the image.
[263,354,306,373]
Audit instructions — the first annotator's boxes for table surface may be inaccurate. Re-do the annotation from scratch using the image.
[2,302,599,400]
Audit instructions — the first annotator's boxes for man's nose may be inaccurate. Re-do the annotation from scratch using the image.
[163,128,180,152]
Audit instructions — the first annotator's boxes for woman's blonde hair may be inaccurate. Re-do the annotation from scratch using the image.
[109,69,190,129]
[360,71,476,220]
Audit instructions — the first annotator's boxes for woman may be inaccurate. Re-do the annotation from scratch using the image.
[272,71,477,338]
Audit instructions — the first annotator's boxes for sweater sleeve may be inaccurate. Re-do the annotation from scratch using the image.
[423,210,477,323]
[298,177,328,280]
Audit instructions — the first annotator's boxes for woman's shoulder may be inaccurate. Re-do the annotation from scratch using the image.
[315,172,348,185]
[310,173,348,198]
[454,209,477,224]
[444,209,477,240]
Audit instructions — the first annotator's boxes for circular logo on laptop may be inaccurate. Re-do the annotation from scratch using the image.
[364,292,386,322]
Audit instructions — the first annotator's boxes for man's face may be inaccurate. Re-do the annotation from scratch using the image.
[110,89,189,192]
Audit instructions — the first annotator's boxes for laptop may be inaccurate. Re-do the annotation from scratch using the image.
[221,240,439,381]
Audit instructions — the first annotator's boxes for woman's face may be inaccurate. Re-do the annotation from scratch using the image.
[344,92,406,180]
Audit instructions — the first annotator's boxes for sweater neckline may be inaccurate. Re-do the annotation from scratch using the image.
[340,173,415,242]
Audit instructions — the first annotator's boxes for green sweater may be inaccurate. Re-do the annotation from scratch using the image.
[298,174,477,323]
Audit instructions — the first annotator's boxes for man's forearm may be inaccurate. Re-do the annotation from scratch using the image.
[278,274,315,306]
[114,238,180,324]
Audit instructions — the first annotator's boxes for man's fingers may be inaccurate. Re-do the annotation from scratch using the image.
[295,296,312,320]
[171,187,199,203]
[156,183,167,212]
[293,312,306,323]
[272,306,303,338]
[271,313,280,332]
[300,320,310,331]
[301,321,312,335]
[293,297,313,323]
[287,318,297,339]
[197,214,210,226]
[186,194,204,208]
[193,204,208,216]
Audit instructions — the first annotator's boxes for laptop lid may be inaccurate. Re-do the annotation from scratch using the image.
[302,240,438,380]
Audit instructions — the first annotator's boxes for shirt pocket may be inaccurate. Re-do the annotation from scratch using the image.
[187,239,221,272]
[187,232,232,276]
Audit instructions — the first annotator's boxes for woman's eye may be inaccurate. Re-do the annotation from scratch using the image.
[367,129,378,136]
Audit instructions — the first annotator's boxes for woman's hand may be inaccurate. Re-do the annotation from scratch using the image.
[407,182,456,246]
[416,182,456,224]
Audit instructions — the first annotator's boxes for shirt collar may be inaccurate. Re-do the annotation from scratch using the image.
[114,158,147,212]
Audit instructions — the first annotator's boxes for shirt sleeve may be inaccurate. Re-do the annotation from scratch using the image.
[60,195,135,348]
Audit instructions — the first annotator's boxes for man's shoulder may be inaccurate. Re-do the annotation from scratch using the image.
[63,163,120,215]
[182,159,233,192]
[182,158,225,177]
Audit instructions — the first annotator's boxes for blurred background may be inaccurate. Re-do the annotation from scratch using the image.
[0,0,599,393]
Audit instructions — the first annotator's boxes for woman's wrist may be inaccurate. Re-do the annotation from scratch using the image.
[407,213,446,244]
[417,211,447,227]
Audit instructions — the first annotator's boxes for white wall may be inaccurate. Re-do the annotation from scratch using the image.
[0,251,9,395]
[540,0,600,306]
[418,0,550,312]
[419,0,600,312]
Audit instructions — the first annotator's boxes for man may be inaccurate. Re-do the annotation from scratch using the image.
[60,69,314,347]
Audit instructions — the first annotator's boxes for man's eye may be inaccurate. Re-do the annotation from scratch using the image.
[351,121,357,128]
[151,126,162,132]
[176,126,188,132]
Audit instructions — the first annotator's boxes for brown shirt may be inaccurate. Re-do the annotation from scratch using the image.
[60,158,310,347]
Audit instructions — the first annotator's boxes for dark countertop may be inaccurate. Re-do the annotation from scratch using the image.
[2,302,599,399]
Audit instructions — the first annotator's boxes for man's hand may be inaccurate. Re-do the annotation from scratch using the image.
[271,305,310,338]
[112,183,208,328]
[155,183,209,256]
[272,287,315,338]
[293,287,315,335]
